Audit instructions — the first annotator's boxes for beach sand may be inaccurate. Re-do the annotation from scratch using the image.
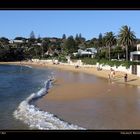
[2,61,140,129]
[2,61,140,86]
[34,68,140,129]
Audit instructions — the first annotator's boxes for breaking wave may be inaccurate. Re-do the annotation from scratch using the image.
[13,76,85,130]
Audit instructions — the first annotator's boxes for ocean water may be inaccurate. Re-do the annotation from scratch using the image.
[0,64,84,130]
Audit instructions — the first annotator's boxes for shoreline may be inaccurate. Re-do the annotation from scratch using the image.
[1,61,140,129]
[1,61,140,87]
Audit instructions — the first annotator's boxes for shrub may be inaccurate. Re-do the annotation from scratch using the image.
[81,58,97,65]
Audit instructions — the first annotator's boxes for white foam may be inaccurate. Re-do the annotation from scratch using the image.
[24,65,32,68]
[13,78,85,130]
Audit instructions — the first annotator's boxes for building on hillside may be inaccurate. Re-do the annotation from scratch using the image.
[9,40,24,44]
[74,47,97,58]
[49,38,57,42]
[37,43,42,46]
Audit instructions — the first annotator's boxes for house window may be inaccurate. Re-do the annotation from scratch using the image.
[133,54,140,61]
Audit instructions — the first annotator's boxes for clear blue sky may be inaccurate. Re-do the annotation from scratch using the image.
[0,10,140,40]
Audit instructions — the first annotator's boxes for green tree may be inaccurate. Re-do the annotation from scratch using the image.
[62,34,66,40]
[79,33,86,43]
[14,37,26,41]
[87,38,98,48]
[104,32,116,60]
[112,46,125,59]
[29,31,36,44]
[37,35,42,43]
[118,25,136,61]
[42,38,54,58]
[63,35,77,54]
[98,33,103,49]
[93,34,103,59]
[30,31,35,39]
[0,37,9,45]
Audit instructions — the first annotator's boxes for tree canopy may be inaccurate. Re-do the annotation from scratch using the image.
[118,25,136,61]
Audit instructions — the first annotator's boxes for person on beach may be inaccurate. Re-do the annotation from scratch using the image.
[75,60,81,68]
[108,74,110,78]
[75,65,79,68]
[112,70,115,78]
[110,68,115,79]
[124,73,128,82]
[108,74,111,82]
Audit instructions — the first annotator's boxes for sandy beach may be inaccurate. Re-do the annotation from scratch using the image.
[2,61,140,86]
[1,61,140,129]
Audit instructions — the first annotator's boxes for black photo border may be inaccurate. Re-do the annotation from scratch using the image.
[0,0,140,138]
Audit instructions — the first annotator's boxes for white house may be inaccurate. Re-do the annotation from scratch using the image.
[130,44,140,76]
[130,44,140,61]
[37,43,42,46]
[76,47,97,57]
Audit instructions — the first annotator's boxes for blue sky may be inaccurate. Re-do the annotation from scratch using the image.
[0,10,140,40]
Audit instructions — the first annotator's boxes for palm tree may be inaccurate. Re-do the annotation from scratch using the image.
[104,32,116,60]
[118,25,136,61]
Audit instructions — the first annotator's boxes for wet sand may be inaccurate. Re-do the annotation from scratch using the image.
[2,61,140,129]
[35,69,140,129]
